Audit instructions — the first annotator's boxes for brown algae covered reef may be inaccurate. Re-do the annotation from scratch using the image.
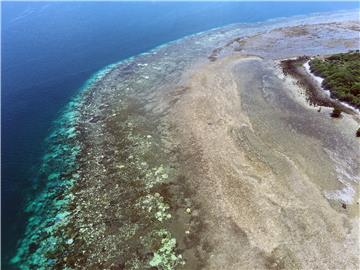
[11,10,360,270]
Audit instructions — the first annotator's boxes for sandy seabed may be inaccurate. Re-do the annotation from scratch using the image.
[165,19,360,269]
[171,54,359,269]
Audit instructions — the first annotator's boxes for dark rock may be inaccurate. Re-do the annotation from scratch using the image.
[28,242,38,253]
[331,108,342,118]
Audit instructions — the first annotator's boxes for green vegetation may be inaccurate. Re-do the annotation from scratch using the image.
[309,51,360,108]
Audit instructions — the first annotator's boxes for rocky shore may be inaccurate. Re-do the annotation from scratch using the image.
[281,56,359,115]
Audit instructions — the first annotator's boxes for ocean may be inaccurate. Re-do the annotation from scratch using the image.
[2,2,359,268]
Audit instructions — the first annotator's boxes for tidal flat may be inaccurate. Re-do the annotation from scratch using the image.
[12,10,360,269]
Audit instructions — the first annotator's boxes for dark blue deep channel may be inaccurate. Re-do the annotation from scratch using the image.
[2,2,359,268]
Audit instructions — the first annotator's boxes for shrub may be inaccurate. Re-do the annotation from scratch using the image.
[309,51,360,109]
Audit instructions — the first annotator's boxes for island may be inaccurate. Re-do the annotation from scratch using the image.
[309,51,360,109]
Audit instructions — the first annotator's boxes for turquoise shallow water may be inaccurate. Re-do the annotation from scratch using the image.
[9,9,359,269]
[10,66,116,268]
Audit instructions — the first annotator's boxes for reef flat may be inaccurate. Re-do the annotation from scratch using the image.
[12,10,360,269]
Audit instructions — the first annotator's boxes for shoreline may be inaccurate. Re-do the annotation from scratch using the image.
[304,58,360,114]
[280,56,359,115]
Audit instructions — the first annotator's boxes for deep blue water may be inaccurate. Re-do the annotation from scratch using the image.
[2,1,359,268]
